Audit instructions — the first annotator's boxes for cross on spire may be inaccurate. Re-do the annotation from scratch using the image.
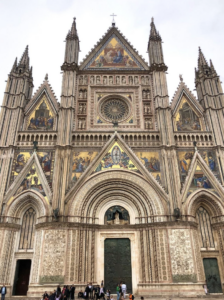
[110,13,117,26]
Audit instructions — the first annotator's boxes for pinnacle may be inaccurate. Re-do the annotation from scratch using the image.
[198,47,208,69]
[67,17,78,40]
[150,17,158,37]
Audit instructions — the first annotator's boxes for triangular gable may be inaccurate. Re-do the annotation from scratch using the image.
[24,78,59,131]
[171,82,204,131]
[79,27,149,70]
[5,152,52,204]
[181,151,224,203]
[171,81,203,114]
[11,150,54,188]
[65,132,168,203]
[93,141,139,173]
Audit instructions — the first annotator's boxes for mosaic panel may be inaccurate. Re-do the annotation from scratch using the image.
[11,150,54,187]
[72,151,98,183]
[27,95,54,130]
[174,96,202,131]
[13,164,48,201]
[87,35,142,69]
[135,151,161,182]
[94,142,140,173]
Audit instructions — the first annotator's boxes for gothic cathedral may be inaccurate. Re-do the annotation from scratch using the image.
[0,17,224,298]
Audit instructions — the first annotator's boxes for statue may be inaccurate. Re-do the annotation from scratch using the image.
[103,77,107,84]
[129,76,133,85]
[141,76,145,85]
[109,76,113,84]
[53,208,59,221]
[90,76,94,84]
[33,141,38,151]
[174,207,181,220]
[134,76,138,85]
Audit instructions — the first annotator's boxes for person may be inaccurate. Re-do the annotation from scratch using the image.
[43,291,49,299]
[99,285,105,300]
[116,284,120,300]
[110,295,114,300]
[94,285,100,300]
[56,292,61,300]
[0,285,7,300]
[70,284,76,300]
[129,293,134,300]
[121,283,127,299]
[64,286,70,300]
[120,292,124,300]
[88,283,93,299]
[49,292,55,300]
[106,290,110,300]
[203,281,209,295]
[57,285,62,294]
[78,291,84,298]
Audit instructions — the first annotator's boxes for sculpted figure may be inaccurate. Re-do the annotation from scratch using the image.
[109,76,113,84]
[141,76,145,85]
[134,76,139,84]
[84,76,88,84]
[103,77,107,84]
[143,90,146,98]
[84,90,87,98]
[116,76,120,84]
[90,76,94,84]
[145,76,149,85]
[96,76,100,84]
[79,76,83,85]
[122,76,126,84]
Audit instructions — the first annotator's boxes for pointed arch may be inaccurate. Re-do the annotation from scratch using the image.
[5,190,50,218]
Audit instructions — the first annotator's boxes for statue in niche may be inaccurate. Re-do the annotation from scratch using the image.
[116,76,120,84]
[134,76,138,85]
[103,77,107,84]
[90,76,94,84]
[145,76,149,85]
[84,76,88,85]
[109,76,113,84]
[129,76,133,85]
[122,76,126,84]
[96,76,100,84]
[105,206,129,225]
[141,76,145,85]
[79,76,83,85]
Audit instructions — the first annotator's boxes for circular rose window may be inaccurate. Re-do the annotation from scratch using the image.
[100,98,130,123]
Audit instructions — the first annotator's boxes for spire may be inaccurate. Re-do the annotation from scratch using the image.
[18,45,30,72]
[198,47,208,69]
[11,57,17,73]
[210,59,217,75]
[67,17,78,40]
[149,17,161,40]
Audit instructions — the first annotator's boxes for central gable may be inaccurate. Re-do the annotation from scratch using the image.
[80,26,149,70]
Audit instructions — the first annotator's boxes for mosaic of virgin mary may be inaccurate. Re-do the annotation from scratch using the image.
[90,37,139,69]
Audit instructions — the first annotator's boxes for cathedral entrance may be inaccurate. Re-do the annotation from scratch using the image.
[203,258,222,293]
[104,238,132,293]
[13,259,31,295]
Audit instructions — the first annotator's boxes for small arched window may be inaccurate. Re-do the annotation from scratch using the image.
[196,206,214,248]
[19,208,36,249]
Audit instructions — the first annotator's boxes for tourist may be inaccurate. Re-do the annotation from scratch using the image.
[89,283,94,299]
[43,291,49,299]
[0,285,7,300]
[110,295,114,300]
[116,284,120,300]
[64,286,70,300]
[203,281,209,295]
[121,283,127,299]
[70,284,76,300]
[120,292,124,300]
[78,291,84,298]
[106,289,110,300]
[48,292,55,300]
[94,285,100,300]
[129,293,134,300]
[99,285,105,300]
[57,285,62,294]
[56,291,61,300]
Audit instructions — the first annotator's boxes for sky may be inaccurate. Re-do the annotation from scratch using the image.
[0,0,224,105]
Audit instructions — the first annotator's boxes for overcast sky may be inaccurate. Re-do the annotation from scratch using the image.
[0,0,224,106]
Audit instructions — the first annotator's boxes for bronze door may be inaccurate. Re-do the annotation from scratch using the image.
[104,238,132,293]
[203,258,222,293]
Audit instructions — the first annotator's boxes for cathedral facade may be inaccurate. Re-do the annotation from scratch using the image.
[0,17,224,297]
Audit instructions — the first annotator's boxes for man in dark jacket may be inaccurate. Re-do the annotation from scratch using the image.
[0,285,7,300]
[43,291,49,299]
[70,285,76,300]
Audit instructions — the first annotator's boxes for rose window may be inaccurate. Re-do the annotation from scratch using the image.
[100,98,130,122]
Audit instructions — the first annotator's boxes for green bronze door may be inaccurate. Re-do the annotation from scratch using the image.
[203,258,222,293]
[104,238,132,293]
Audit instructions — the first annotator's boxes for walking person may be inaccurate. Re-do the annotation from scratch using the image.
[99,285,105,300]
[0,285,7,300]
[116,284,120,300]
[121,282,127,299]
